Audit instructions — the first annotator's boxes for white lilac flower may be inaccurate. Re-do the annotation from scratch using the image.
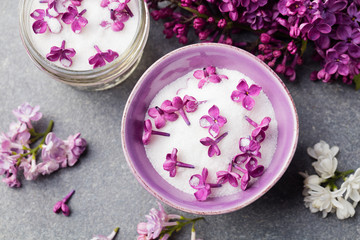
[307,140,339,160]
[336,197,355,220]
[304,184,345,218]
[299,171,324,196]
[312,154,338,179]
[341,168,360,203]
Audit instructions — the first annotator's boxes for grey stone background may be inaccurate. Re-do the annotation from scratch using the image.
[1,1,360,240]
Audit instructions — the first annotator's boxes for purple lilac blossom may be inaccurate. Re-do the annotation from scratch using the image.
[216,163,241,187]
[61,6,88,33]
[163,148,194,177]
[88,45,119,69]
[12,103,42,129]
[41,132,67,167]
[64,133,87,166]
[189,168,221,201]
[148,101,179,129]
[142,120,170,145]
[193,66,228,88]
[46,40,76,67]
[199,105,227,138]
[231,79,262,110]
[200,132,228,157]
[30,8,63,34]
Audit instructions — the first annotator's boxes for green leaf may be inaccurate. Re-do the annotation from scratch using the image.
[300,39,308,56]
[354,74,360,90]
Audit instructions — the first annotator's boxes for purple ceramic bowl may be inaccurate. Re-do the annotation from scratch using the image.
[121,43,298,215]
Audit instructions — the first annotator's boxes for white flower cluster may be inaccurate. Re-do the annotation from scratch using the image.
[301,140,360,220]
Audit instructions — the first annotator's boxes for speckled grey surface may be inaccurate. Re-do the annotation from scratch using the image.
[1,1,360,240]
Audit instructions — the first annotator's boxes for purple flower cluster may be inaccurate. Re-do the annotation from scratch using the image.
[137,202,203,239]
[147,0,360,86]
[32,0,87,34]
[0,103,87,188]
[100,0,133,32]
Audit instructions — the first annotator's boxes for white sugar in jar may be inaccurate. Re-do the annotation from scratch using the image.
[19,0,149,91]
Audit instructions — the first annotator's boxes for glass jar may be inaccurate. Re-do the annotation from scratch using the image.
[19,0,150,91]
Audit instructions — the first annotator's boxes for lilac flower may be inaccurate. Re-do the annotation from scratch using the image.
[165,97,191,125]
[231,79,262,111]
[61,6,88,34]
[219,0,240,21]
[216,163,241,187]
[233,164,250,190]
[12,103,42,129]
[193,66,228,89]
[278,0,306,16]
[0,155,16,175]
[44,0,68,16]
[334,25,360,58]
[243,9,271,30]
[193,18,206,30]
[2,166,20,188]
[46,40,76,68]
[233,137,261,163]
[148,101,179,129]
[183,95,202,113]
[30,9,62,34]
[324,49,350,76]
[64,133,87,166]
[137,202,181,239]
[53,190,75,216]
[299,16,331,41]
[101,0,131,12]
[199,105,227,138]
[244,157,264,177]
[318,0,347,26]
[200,132,228,157]
[245,116,271,142]
[346,3,360,27]
[37,159,60,175]
[41,132,67,167]
[20,158,39,181]
[8,122,28,141]
[142,120,170,145]
[88,45,119,69]
[100,10,130,32]
[91,227,119,240]
[189,168,221,201]
[163,148,194,177]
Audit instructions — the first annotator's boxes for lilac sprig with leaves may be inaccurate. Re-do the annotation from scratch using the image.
[88,45,119,69]
[0,103,87,188]
[137,202,204,239]
[46,40,76,67]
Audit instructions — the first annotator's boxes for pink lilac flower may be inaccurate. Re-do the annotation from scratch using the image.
[200,132,228,157]
[2,166,21,188]
[233,137,261,164]
[233,157,264,190]
[162,97,191,125]
[30,8,63,34]
[245,116,271,142]
[88,45,119,69]
[41,132,67,167]
[189,168,222,201]
[20,158,39,181]
[61,6,88,33]
[101,0,132,16]
[183,95,203,113]
[137,202,181,239]
[142,120,170,145]
[53,190,75,216]
[46,40,76,68]
[193,66,228,89]
[324,49,350,76]
[37,159,60,175]
[91,227,119,240]
[216,163,241,187]
[148,101,179,129]
[12,103,42,129]
[100,10,130,31]
[163,148,194,177]
[199,105,227,138]
[64,133,87,166]
[231,79,262,111]
[8,122,28,140]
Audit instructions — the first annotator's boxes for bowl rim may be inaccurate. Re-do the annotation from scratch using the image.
[121,42,299,215]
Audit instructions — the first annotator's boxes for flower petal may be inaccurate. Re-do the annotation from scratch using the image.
[247,84,262,96]
[208,105,219,118]
[193,70,205,79]
[199,116,213,128]
[242,96,255,110]
[231,90,246,102]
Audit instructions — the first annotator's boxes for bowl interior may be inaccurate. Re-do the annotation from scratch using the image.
[122,43,298,215]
